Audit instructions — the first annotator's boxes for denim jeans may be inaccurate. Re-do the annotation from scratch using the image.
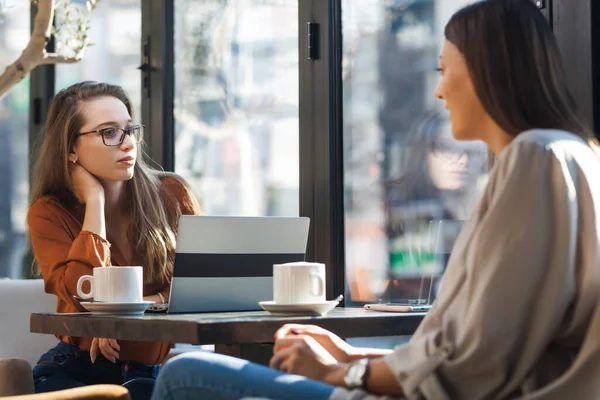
[33,341,159,400]
[151,352,335,400]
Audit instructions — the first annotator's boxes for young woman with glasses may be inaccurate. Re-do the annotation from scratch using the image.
[151,1,600,399]
[27,81,201,399]
[385,112,488,224]
[379,112,488,304]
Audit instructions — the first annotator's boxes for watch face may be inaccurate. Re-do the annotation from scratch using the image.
[349,363,366,380]
[345,360,368,388]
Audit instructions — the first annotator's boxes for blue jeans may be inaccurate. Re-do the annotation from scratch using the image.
[33,341,159,400]
[151,352,335,400]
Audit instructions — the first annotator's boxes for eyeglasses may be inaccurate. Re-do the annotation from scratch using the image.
[430,140,487,162]
[78,125,145,147]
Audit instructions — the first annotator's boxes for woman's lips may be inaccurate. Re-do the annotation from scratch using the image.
[118,156,135,165]
[451,170,472,180]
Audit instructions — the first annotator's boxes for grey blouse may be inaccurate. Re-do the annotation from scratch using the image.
[331,130,600,400]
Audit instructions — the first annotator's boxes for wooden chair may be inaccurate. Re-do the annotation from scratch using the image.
[0,358,129,400]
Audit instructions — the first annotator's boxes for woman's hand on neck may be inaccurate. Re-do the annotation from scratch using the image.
[101,180,132,250]
[80,179,126,241]
[101,180,126,217]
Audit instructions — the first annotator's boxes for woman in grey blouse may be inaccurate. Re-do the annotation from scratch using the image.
[151,1,600,399]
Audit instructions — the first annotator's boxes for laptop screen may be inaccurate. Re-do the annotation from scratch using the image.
[383,202,463,305]
[168,215,310,313]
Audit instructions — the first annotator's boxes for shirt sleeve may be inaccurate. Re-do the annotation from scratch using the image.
[27,199,112,308]
[382,141,578,399]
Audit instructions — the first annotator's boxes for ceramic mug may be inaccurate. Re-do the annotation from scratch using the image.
[77,266,143,303]
[273,262,326,304]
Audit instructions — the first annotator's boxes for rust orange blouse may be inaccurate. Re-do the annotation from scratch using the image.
[27,175,201,365]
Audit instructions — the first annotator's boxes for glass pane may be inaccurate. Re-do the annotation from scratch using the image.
[0,1,30,278]
[343,0,487,305]
[174,0,299,216]
[55,0,142,117]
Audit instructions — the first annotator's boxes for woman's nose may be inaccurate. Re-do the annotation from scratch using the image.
[455,152,469,166]
[120,132,135,150]
[434,84,444,100]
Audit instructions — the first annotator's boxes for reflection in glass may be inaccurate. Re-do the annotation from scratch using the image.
[0,1,29,278]
[55,0,142,116]
[174,0,299,217]
[343,0,486,304]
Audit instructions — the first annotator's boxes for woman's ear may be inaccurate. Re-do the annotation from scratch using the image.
[69,153,78,164]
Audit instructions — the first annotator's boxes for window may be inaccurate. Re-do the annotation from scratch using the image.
[55,0,142,116]
[343,0,488,305]
[174,0,299,216]
[0,1,30,278]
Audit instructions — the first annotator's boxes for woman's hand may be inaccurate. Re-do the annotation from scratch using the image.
[90,337,120,363]
[274,324,357,363]
[270,333,343,382]
[70,163,104,204]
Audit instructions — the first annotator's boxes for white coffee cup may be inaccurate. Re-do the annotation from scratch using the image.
[77,266,143,303]
[273,262,326,304]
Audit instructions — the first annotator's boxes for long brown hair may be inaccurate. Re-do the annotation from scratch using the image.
[30,81,200,283]
[445,0,594,141]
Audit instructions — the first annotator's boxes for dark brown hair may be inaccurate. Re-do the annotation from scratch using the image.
[445,0,594,141]
[30,81,201,283]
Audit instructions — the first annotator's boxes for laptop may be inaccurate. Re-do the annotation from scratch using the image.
[167,215,310,313]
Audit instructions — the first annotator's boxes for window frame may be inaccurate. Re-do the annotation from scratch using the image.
[23,0,598,289]
[306,0,599,307]
[141,0,175,170]
[298,0,346,303]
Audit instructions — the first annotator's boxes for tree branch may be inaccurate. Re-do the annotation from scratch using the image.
[42,52,86,64]
[0,0,57,100]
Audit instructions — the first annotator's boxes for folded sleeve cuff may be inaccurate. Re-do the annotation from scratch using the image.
[60,231,112,297]
[67,230,112,267]
[328,333,454,400]
[382,331,453,400]
[79,230,111,247]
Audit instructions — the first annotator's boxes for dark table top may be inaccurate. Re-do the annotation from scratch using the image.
[30,308,425,345]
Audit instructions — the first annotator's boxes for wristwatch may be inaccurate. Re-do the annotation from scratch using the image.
[344,358,370,389]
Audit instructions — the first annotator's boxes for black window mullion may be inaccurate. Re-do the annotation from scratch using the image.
[141,0,174,171]
[299,0,316,266]
[329,0,346,305]
[299,0,345,303]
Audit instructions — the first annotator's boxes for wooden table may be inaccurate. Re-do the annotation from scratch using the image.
[31,308,424,364]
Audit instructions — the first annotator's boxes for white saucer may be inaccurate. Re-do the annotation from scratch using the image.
[259,299,340,316]
[80,301,155,315]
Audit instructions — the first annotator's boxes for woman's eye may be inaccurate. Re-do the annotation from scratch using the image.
[102,128,118,138]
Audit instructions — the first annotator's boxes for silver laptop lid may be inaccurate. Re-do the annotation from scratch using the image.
[168,216,310,313]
